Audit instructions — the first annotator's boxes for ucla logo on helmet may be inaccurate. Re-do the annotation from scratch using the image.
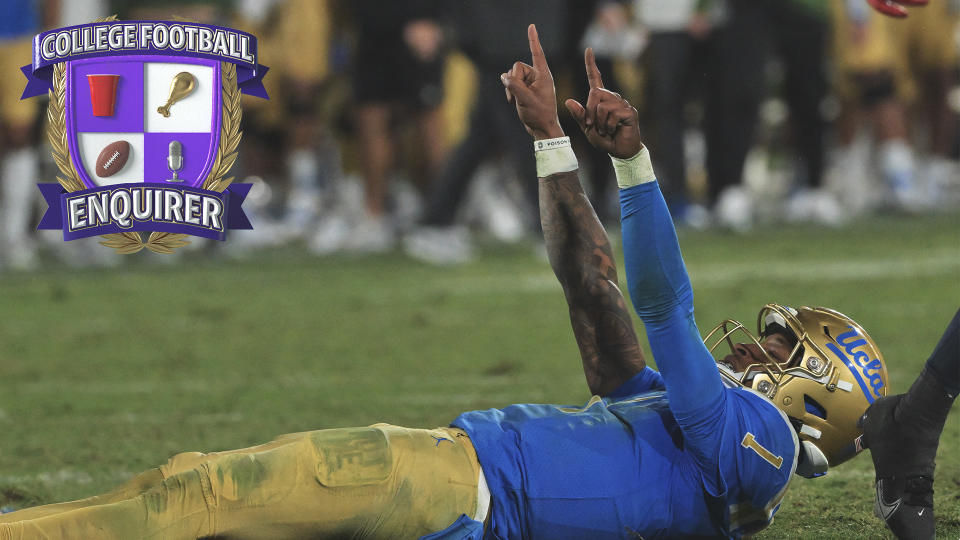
[825,326,885,402]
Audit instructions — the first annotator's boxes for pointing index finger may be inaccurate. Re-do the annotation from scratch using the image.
[528,24,548,73]
[585,47,604,89]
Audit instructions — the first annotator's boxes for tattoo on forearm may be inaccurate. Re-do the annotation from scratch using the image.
[540,171,645,396]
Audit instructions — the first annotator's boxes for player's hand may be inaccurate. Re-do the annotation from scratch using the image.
[564,49,642,159]
[866,0,928,18]
[501,24,564,141]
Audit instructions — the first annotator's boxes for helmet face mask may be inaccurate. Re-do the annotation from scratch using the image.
[705,304,890,473]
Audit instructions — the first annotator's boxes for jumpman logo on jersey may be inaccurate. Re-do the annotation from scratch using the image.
[431,435,453,447]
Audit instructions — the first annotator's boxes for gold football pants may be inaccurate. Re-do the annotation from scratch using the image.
[0,425,482,539]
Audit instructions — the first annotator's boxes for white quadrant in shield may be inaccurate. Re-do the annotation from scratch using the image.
[145,63,213,133]
[77,133,145,186]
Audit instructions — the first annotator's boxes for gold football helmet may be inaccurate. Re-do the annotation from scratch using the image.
[705,304,889,476]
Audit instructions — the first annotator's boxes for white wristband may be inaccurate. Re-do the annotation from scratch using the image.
[611,146,656,189]
[534,136,578,178]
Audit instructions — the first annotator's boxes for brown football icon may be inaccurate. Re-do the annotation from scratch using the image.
[95,140,130,177]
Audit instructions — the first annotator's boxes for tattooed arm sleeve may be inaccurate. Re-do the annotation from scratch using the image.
[539,169,646,396]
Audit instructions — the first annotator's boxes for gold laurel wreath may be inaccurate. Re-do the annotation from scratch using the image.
[203,62,241,193]
[47,15,242,255]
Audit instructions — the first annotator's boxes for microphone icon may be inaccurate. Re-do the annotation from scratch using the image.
[166,140,184,182]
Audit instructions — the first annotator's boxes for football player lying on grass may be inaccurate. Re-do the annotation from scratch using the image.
[0,24,902,539]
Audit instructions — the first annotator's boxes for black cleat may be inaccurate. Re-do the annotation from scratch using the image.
[859,394,937,540]
[874,476,935,540]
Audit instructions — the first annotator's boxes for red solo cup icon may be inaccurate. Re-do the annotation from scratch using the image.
[87,74,120,117]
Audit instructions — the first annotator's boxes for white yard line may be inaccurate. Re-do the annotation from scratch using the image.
[0,469,134,487]
[94,412,245,424]
[447,249,960,295]
[14,373,552,395]
[687,251,960,287]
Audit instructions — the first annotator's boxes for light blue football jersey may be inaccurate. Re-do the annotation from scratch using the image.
[454,368,798,539]
[452,179,801,539]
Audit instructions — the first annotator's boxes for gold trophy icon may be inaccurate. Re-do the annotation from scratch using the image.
[157,72,196,117]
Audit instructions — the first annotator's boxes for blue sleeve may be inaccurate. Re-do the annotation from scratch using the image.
[606,366,665,400]
[418,514,483,540]
[619,182,726,465]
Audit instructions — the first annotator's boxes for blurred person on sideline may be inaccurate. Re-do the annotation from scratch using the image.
[338,0,447,254]
[830,0,924,212]
[212,0,289,252]
[633,0,717,227]
[886,1,960,204]
[567,0,644,224]
[704,0,835,230]
[234,0,340,248]
[404,0,577,265]
[0,0,57,271]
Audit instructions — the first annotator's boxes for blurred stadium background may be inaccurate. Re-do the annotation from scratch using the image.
[0,0,958,538]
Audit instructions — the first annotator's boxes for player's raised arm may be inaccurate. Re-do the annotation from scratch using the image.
[566,49,724,421]
[563,49,643,161]
[501,24,645,397]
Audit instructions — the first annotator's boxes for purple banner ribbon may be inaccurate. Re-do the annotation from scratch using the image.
[21,21,268,99]
[38,183,252,241]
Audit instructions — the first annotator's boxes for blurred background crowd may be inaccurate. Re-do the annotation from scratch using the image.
[1,0,958,268]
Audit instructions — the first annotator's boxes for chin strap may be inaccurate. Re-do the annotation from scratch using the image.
[796,441,829,478]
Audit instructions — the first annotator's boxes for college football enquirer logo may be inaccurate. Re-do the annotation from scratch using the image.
[21,16,268,254]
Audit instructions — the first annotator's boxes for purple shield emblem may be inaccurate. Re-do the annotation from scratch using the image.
[23,18,268,254]
[67,56,221,188]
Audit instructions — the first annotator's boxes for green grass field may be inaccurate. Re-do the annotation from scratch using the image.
[1,213,957,538]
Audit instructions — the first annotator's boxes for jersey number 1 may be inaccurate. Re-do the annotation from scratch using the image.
[741,433,784,469]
